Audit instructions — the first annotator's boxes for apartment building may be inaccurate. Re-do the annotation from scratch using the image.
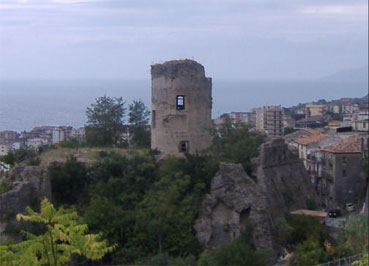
[254,106,284,137]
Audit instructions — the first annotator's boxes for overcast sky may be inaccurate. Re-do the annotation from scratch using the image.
[0,0,367,80]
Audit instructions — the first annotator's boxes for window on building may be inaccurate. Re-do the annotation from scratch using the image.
[176,95,185,110]
[342,156,347,165]
[179,141,189,152]
[152,110,156,128]
[342,169,346,176]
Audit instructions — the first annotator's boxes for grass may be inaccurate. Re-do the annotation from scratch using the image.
[39,147,130,166]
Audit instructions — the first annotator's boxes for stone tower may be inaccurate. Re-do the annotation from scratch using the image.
[151,59,212,156]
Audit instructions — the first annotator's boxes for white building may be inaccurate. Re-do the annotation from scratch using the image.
[52,128,65,144]
[0,142,11,156]
[254,106,284,137]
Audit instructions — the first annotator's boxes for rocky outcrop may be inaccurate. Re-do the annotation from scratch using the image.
[256,138,318,223]
[0,166,51,237]
[194,163,274,251]
[195,138,319,254]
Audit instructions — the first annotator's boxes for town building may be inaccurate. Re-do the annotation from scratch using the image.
[151,59,212,156]
[0,130,18,141]
[352,120,369,132]
[327,120,342,130]
[70,127,85,142]
[254,106,284,137]
[228,112,253,125]
[318,135,367,210]
[294,134,339,168]
[284,128,323,150]
[305,104,325,118]
[0,142,11,156]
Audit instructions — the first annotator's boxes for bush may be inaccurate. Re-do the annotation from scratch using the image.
[214,239,268,265]
[1,148,39,166]
[289,238,331,265]
[26,156,41,166]
[208,119,264,175]
[272,218,294,246]
[335,214,369,255]
[137,253,196,266]
[49,156,89,207]
[198,251,220,266]
[306,198,317,210]
[59,139,80,148]
[0,179,10,194]
[286,215,329,245]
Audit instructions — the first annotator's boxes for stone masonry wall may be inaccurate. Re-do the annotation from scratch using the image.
[151,60,212,156]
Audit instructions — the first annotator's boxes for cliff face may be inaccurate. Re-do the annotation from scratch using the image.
[195,138,319,253]
[0,166,51,237]
[194,163,273,251]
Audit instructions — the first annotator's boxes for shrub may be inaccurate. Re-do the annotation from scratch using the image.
[26,156,41,166]
[0,179,10,194]
[215,239,267,265]
[286,215,329,245]
[289,238,331,265]
[306,198,317,210]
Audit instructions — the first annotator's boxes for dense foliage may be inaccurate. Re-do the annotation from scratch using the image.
[208,118,264,175]
[0,148,39,166]
[0,198,114,266]
[198,239,268,266]
[49,156,89,207]
[271,215,332,265]
[47,151,220,264]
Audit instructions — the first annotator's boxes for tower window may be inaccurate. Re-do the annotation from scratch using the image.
[176,95,185,110]
[179,141,189,152]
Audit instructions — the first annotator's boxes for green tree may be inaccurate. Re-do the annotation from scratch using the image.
[85,95,126,146]
[289,237,331,266]
[209,118,264,175]
[286,215,329,245]
[128,100,150,148]
[135,154,218,258]
[0,148,37,166]
[0,198,115,266]
[336,214,368,255]
[198,239,267,266]
[353,254,369,266]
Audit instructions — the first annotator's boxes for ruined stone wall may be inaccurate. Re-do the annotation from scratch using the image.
[151,59,212,156]
[256,138,319,223]
[332,153,364,209]
[195,138,319,256]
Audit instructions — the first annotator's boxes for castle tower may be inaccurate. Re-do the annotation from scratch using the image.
[151,59,212,156]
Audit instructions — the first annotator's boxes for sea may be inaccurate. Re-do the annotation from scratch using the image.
[0,79,367,132]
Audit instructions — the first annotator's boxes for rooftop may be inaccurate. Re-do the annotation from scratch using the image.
[328,120,342,126]
[320,135,362,154]
[290,209,327,218]
[295,134,329,145]
[301,128,323,135]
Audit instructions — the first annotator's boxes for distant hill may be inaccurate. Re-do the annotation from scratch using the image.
[318,66,368,84]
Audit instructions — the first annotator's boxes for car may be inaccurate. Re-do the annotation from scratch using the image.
[346,203,355,212]
[328,209,341,218]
